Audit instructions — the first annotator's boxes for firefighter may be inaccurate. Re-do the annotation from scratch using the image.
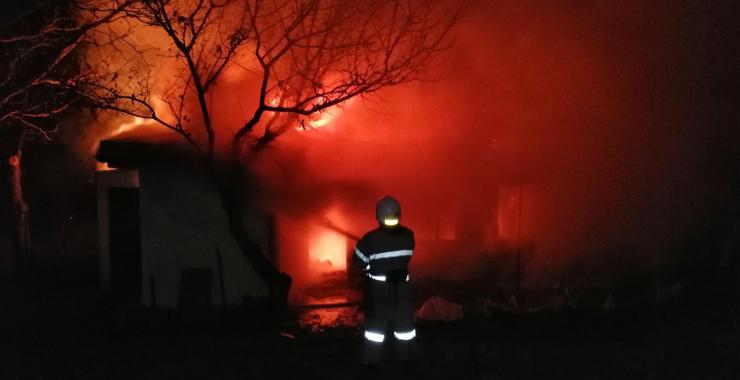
[353,196,416,366]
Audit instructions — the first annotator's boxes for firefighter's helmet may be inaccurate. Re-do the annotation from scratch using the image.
[376,196,401,227]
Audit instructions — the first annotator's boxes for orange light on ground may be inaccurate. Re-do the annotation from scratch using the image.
[298,302,362,332]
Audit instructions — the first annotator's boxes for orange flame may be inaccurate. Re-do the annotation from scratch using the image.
[308,207,348,273]
[309,227,347,271]
[112,116,146,136]
[306,109,337,129]
[96,162,113,171]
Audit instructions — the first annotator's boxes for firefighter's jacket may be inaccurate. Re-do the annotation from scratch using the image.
[353,225,414,277]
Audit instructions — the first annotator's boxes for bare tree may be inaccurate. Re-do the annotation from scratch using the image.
[0,1,131,139]
[82,0,251,159]
[236,0,459,151]
[0,0,130,258]
[81,0,461,309]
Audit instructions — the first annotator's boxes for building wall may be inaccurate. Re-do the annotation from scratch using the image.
[138,163,269,308]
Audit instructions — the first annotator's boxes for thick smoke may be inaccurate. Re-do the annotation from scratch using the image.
[244,0,738,290]
[86,0,738,292]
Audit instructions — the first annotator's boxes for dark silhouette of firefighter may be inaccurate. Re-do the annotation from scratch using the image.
[353,196,416,365]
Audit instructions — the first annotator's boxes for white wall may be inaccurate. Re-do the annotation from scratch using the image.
[138,163,269,308]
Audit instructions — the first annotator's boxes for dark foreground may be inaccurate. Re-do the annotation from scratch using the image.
[2,264,740,380]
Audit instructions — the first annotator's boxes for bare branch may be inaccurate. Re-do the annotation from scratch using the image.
[0,0,134,143]
[74,0,460,162]
[231,0,461,153]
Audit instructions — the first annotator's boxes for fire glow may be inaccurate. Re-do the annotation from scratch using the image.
[112,116,146,136]
[308,226,347,273]
[308,207,348,274]
[86,0,683,295]
[305,110,335,129]
[302,104,347,130]
[88,0,540,293]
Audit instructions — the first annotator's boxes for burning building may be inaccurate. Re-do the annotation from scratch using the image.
[94,121,539,309]
[244,122,540,301]
[81,0,739,315]
[95,134,272,311]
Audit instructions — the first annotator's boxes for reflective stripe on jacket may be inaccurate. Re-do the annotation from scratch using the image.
[353,225,414,276]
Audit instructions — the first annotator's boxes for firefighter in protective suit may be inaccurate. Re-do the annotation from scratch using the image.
[353,196,416,365]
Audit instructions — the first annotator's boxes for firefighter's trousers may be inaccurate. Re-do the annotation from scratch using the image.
[363,277,416,363]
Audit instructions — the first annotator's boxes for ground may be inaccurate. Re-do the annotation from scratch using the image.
[2,261,740,380]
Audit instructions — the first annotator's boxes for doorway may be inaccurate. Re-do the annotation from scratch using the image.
[108,187,142,305]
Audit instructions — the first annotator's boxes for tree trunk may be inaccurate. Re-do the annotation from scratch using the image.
[8,152,29,258]
[217,162,291,324]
